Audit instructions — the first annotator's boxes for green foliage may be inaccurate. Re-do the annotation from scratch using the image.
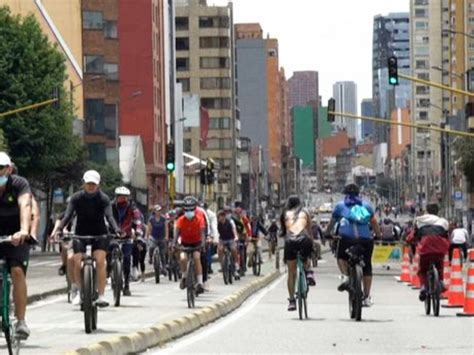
[86,162,124,197]
[0,6,82,186]
[454,137,474,187]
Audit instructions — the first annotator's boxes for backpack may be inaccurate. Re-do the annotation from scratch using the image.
[347,204,371,225]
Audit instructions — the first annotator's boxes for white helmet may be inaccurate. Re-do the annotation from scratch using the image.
[114,186,131,196]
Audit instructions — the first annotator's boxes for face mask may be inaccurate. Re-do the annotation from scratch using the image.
[118,200,128,207]
[185,211,195,220]
[0,176,8,186]
[225,214,232,220]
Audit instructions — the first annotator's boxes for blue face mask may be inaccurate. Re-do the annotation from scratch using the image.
[0,176,8,186]
[185,211,195,220]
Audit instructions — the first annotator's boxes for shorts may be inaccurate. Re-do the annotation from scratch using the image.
[73,235,109,254]
[0,243,30,274]
[219,239,235,249]
[284,234,313,261]
[336,238,374,276]
[181,242,201,249]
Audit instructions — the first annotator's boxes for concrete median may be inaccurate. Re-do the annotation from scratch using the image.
[66,269,281,355]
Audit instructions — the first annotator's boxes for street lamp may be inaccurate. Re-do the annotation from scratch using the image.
[431,66,465,80]
[442,29,474,40]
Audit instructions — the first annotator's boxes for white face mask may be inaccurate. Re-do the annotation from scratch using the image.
[0,175,7,186]
[185,211,195,220]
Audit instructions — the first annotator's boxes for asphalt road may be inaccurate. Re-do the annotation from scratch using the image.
[157,254,473,355]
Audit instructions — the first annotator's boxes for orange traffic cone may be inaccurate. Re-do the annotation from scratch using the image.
[399,247,411,283]
[443,248,464,308]
[457,249,474,316]
[411,252,421,289]
[441,254,450,299]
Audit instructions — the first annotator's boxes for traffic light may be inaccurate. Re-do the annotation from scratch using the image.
[327,98,335,122]
[387,56,399,86]
[206,159,215,184]
[165,142,175,172]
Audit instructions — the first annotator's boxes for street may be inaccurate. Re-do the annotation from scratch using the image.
[156,254,473,355]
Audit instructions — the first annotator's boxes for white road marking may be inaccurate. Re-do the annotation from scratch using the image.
[156,273,285,354]
[28,296,64,310]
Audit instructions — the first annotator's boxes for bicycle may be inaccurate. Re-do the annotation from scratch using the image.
[345,244,365,322]
[58,233,74,303]
[109,237,126,307]
[424,261,441,317]
[250,239,262,276]
[237,239,247,277]
[152,240,167,284]
[295,251,308,320]
[222,243,235,285]
[167,249,181,282]
[180,246,201,309]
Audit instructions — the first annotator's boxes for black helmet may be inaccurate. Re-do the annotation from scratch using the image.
[183,196,198,211]
[343,183,360,196]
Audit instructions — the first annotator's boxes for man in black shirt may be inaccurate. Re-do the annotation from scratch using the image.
[0,152,33,339]
[59,170,120,307]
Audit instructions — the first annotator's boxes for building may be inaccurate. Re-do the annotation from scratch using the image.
[389,108,411,161]
[81,0,120,166]
[118,0,168,206]
[336,148,355,191]
[0,0,84,130]
[291,106,315,169]
[360,98,374,139]
[288,71,319,109]
[322,156,337,190]
[372,13,410,144]
[332,81,358,139]
[175,0,239,205]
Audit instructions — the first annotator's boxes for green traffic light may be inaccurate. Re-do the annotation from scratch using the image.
[389,77,398,85]
[166,162,175,171]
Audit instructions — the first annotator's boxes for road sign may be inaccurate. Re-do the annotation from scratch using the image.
[454,190,463,201]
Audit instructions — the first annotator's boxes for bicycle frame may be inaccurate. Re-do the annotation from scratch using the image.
[295,253,308,320]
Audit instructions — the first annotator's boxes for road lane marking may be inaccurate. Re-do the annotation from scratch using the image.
[28,295,64,309]
[157,273,285,354]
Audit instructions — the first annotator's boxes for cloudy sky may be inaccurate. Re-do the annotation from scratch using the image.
[211,0,409,111]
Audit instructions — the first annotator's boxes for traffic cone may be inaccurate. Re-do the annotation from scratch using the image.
[411,252,421,289]
[441,254,450,299]
[443,248,464,308]
[457,249,474,316]
[398,247,411,283]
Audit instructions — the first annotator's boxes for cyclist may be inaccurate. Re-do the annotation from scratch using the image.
[58,170,120,307]
[280,195,315,311]
[196,202,211,289]
[145,204,168,276]
[217,210,240,275]
[230,207,249,274]
[172,196,205,294]
[111,186,143,296]
[201,202,218,275]
[325,183,381,307]
[449,222,469,263]
[0,152,33,338]
[267,219,279,260]
[248,214,267,268]
[415,203,449,302]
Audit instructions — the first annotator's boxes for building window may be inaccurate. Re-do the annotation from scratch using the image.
[415,60,428,69]
[209,117,231,129]
[104,104,117,140]
[85,99,105,134]
[88,143,106,164]
[84,55,104,74]
[104,21,117,38]
[416,86,430,95]
[183,139,192,153]
[200,57,229,69]
[201,97,231,109]
[176,57,190,71]
[177,78,190,92]
[176,37,190,51]
[415,9,428,18]
[199,37,229,49]
[83,11,103,29]
[104,63,118,80]
[417,72,430,80]
[415,0,428,5]
[415,21,428,29]
[205,138,232,149]
[417,99,430,108]
[200,77,231,90]
[418,111,428,120]
[199,16,230,28]
[268,48,277,57]
[175,17,189,31]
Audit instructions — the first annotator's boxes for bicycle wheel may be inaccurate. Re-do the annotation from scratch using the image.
[66,272,72,304]
[83,264,94,334]
[92,268,98,331]
[252,252,258,276]
[112,260,123,307]
[228,254,234,284]
[187,259,195,308]
[223,253,229,285]
[353,265,363,321]
[154,249,161,284]
[297,268,304,320]
[432,267,440,317]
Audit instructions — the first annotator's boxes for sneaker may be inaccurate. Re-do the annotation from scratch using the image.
[419,289,427,302]
[15,320,30,340]
[141,272,146,282]
[161,269,167,276]
[208,267,214,274]
[362,296,373,307]
[70,286,79,302]
[180,277,186,290]
[203,282,210,292]
[306,271,316,286]
[287,298,296,311]
[148,258,153,265]
[123,285,131,296]
[72,293,82,306]
[96,295,110,308]
[195,283,205,295]
[337,276,350,292]
[58,265,66,276]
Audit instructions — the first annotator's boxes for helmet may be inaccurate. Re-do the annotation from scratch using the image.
[183,196,198,211]
[114,186,131,196]
[343,183,360,196]
[153,204,162,212]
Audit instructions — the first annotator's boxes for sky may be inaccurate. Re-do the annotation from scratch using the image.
[211,0,409,110]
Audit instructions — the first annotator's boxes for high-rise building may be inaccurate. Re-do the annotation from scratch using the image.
[333,81,358,139]
[288,71,319,108]
[81,0,120,166]
[360,99,374,139]
[372,13,410,144]
[175,0,239,204]
[118,0,168,206]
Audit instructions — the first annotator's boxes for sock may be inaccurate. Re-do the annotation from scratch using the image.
[182,271,187,278]
[72,283,80,292]
[197,274,203,284]
[235,262,240,270]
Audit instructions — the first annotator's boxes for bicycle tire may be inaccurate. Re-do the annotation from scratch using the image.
[154,249,161,284]
[228,252,234,284]
[223,252,229,285]
[353,265,363,321]
[432,267,440,317]
[112,260,123,307]
[66,272,71,304]
[252,252,258,276]
[1,276,13,355]
[187,259,195,308]
[425,269,432,315]
[83,264,94,334]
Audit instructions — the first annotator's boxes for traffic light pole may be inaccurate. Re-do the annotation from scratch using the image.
[0,98,58,118]
[398,73,474,98]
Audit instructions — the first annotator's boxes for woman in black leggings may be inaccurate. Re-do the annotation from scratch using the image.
[133,238,147,282]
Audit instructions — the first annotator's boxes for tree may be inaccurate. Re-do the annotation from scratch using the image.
[86,162,124,197]
[454,137,474,191]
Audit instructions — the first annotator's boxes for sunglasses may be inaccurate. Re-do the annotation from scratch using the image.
[0,165,8,170]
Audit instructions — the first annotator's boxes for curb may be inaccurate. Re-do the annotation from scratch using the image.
[65,269,281,355]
